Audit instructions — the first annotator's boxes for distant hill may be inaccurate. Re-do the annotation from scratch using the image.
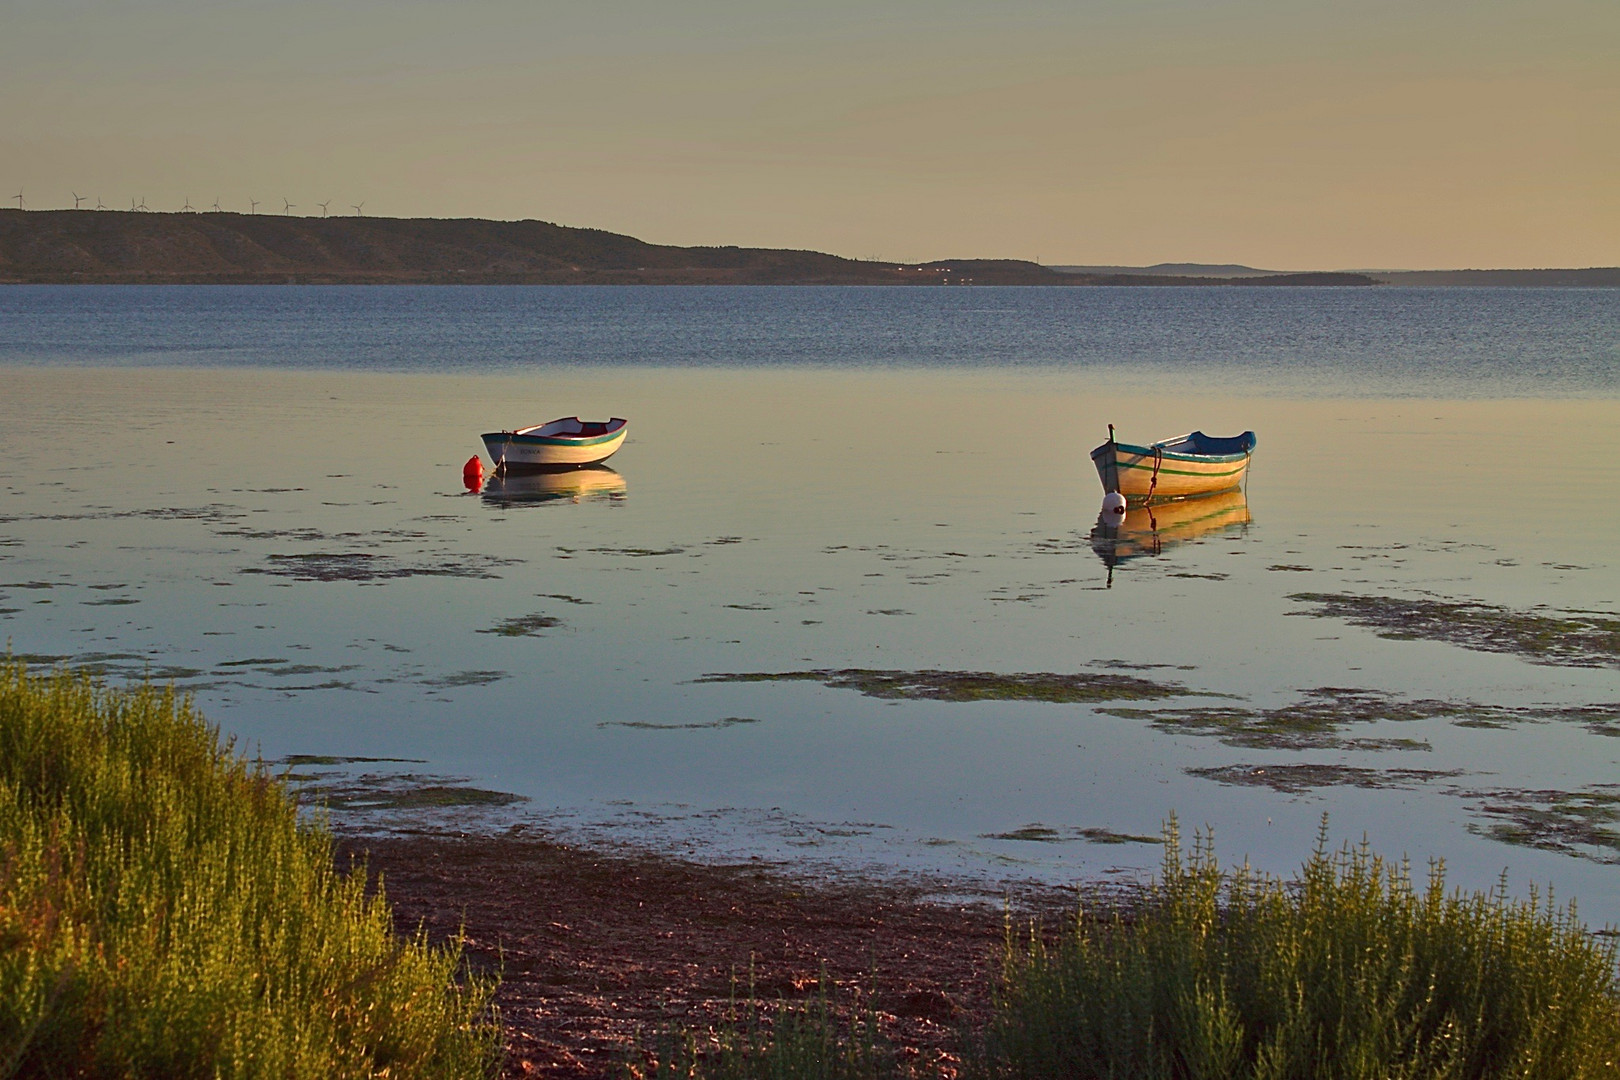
[0,210,1375,286]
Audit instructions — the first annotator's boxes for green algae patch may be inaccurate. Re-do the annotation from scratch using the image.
[602,716,760,730]
[1468,786,1620,864]
[1188,763,1464,794]
[1105,687,1616,750]
[279,754,427,767]
[1079,827,1163,844]
[9,651,209,684]
[983,825,1162,844]
[478,613,562,637]
[985,825,1066,842]
[421,669,509,688]
[321,784,526,811]
[1290,592,1620,669]
[1102,687,1440,750]
[246,550,516,582]
[293,771,527,813]
[698,668,1193,704]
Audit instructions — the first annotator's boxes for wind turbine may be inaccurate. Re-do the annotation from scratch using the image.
[95,197,106,210]
[317,199,331,217]
[136,196,149,212]
[181,197,195,213]
[130,197,139,211]
[72,191,86,209]
[350,201,364,216]
[282,197,295,214]
[11,189,22,210]
[211,197,222,212]
[249,198,259,215]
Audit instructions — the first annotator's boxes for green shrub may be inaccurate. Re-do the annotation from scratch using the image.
[636,972,893,1080]
[983,817,1620,1080]
[0,659,500,1078]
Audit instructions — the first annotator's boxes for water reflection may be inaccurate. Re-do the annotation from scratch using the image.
[1090,488,1251,573]
[480,465,627,507]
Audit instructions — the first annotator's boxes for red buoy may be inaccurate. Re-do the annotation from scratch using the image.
[462,455,484,492]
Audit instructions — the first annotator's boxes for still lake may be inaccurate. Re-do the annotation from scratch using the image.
[3,286,1618,916]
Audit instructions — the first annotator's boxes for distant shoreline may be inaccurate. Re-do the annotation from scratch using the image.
[0,209,1378,287]
[2,209,1612,287]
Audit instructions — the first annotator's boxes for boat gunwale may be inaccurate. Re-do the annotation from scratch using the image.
[1089,439,1253,465]
[482,419,627,449]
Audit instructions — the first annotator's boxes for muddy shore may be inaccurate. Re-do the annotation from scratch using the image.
[336,828,1103,1078]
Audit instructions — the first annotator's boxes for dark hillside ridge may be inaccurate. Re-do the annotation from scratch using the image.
[0,210,1376,286]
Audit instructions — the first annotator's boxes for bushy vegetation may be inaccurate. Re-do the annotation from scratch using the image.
[637,976,891,1080]
[648,819,1620,1080]
[0,659,499,1078]
[984,817,1620,1080]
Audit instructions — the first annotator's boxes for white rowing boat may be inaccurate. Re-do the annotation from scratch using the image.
[481,417,627,471]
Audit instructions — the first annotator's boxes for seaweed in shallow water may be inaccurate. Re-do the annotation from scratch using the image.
[419,670,509,689]
[1289,592,1620,669]
[478,614,562,637]
[295,772,526,812]
[1104,687,1616,750]
[245,551,517,583]
[601,717,760,730]
[278,755,427,767]
[982,825,1161,845]
[698,668,1197,703]
[1188,763,1465,794]
[1466,786,1620,863]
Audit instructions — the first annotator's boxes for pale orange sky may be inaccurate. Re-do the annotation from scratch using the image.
[4,1,1615,268]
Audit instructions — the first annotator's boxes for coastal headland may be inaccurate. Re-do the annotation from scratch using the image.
[0,209,1378,286]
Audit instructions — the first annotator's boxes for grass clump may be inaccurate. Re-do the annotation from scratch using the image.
[0,658,500,1078]
[983,816,1620,1079]
[635,977,892,1080]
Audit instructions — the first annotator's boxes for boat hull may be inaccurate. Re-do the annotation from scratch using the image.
[482,422,626,470]
[1090,434,1254,502]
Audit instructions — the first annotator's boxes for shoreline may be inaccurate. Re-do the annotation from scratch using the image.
[335,826,1112,1078]
[0,209,1375,287]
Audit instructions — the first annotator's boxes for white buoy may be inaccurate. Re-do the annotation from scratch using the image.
[1101,492,1128,520]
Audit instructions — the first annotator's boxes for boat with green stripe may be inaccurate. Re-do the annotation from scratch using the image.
[1090,426,1256,503]
[482,417,628,471]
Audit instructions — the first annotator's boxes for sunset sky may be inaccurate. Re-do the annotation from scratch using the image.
[5,0,1615,269]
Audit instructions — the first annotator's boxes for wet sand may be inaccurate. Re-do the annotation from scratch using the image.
[336,829,1094,1078]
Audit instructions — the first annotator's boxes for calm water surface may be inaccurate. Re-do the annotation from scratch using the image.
[2,287,1618,915]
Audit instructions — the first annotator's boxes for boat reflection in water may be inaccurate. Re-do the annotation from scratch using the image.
[480,465,627,508]
[1090,488,1250,585]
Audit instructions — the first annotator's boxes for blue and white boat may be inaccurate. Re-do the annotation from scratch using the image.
[1091,428,1256,503]
[481,417,627,471]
